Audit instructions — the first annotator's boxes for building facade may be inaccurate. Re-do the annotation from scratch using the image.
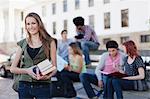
[23,0,150,50]
[0,0,150,54]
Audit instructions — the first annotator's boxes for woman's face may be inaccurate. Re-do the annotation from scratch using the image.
[122,45,127,54]
[25,17,39,35]
[108,48,118,57]
[68,46,74,55]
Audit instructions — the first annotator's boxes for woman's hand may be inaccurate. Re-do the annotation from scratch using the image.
[36,69,57,80]
[98,80,103,88]
[64,64,72,71]
[26,66,37,79]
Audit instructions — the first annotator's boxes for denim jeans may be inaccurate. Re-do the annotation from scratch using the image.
[18,81,51,99]
[79,73,98,98]
[104,76,134,99]
[80,40,99,65]
[80,73,112,98]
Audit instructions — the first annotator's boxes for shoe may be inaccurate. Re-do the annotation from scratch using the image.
[90,96,98,99]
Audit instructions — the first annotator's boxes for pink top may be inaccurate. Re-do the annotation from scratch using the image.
[103,53,120,74]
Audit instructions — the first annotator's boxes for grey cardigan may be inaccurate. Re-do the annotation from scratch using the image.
[95,51,126,80]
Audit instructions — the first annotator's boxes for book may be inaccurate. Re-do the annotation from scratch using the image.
[108,72,127,78]
[100,71,127,78]
[57,55,68,72]
[36,59,56,75]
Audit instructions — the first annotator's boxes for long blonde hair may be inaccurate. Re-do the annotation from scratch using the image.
[25,12,54,59]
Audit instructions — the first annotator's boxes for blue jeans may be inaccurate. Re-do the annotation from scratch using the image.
[79,73,109,99]
[79,73,98,98]
[18,81,51,99]
[80,40,99,65]
[105,76,134,99]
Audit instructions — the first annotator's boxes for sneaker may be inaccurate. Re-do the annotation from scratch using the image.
[90,96,98,99]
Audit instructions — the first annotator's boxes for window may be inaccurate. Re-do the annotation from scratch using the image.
[88,0,94,7]
[52,22,56,34]
[120,36,129,44]
[103,38,111,44]
[104,12,110,29]
[21,27,24,38]
[104,0,110,4]
[121,9,129,27]
[42,5,46,17]
[89,15,95,29]
[75,0,80,10]
[52,3,56,15]
[63,20,68,30]
[21,11,24,21]
[63,0,67,12]
[141,35,150,43]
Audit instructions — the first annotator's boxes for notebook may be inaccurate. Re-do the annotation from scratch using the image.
[57,55,68,72]
[100,71,127,78]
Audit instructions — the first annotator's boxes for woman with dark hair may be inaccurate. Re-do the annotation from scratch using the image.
[107,40,146,99]
[60,42,86,98]
[10,12,57,99]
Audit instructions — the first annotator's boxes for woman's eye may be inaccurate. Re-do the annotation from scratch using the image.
[32,22,36,24]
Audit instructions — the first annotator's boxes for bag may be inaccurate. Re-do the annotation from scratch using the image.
[134,79,149,91]
[50,81,65,97]
[50,79,76,98]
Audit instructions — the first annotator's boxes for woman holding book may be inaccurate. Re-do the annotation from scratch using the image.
[60,42,86,98]
[107,40,146,99]
[10,12,57,99]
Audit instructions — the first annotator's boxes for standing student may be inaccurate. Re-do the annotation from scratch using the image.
[10,12,57,99]
[73,16,100,67]
[60,42,86,98]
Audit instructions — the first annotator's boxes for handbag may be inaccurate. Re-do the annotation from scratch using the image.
[134,79,148,91]
[50,77,76,98]
[50,80,65,97]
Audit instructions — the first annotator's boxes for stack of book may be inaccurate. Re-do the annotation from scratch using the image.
[35,59,56,75]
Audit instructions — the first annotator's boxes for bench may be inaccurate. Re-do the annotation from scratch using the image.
[89,50,150,89]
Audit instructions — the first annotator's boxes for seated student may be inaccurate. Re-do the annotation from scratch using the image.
[73,16,100,67]
[106,40,147,99]
[57,30,73,62]
[60,42,86,98]
[79,40,126,99]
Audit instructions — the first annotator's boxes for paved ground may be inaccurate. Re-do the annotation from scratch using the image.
[0,76,150,99]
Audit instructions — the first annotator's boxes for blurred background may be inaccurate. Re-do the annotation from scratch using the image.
[0,0,150,76]
[0,1,150,99]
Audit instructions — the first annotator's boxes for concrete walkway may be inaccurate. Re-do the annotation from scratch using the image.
[0,76,150,99]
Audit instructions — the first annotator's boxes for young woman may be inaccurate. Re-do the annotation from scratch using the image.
[10,12,57,99]
[60,42,86,98]
[107,40,146,99]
